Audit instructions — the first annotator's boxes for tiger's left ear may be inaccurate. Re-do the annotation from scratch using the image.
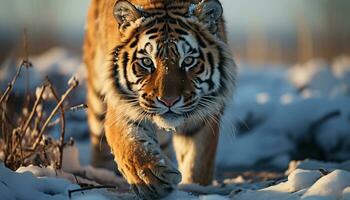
[195,0,223,33]
[113,0,141,32]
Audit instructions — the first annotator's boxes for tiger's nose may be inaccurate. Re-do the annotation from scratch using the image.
[157,96,180,107]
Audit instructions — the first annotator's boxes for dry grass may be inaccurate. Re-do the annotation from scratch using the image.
[0,29,84,171]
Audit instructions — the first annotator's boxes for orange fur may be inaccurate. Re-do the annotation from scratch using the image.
[84,0,236,199]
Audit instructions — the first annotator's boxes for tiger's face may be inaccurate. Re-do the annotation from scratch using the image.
[109,0,235,129]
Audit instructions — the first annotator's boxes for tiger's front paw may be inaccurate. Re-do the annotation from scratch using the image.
[131,156,181,199]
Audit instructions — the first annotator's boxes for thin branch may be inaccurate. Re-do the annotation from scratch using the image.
[0,64,24,105]
[22,28,32,99]
[68,185,117,198]
[67,104,88,112]
[31,77,79,151]
[46,79,66,169]
[20,85,46,135]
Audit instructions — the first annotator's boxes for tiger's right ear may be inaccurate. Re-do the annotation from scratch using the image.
[194,0,223,33]
[113,0,141,31]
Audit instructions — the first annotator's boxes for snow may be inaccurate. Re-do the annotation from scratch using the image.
[0,163,79,200]
[229,169,350,200]
[301,170,350,200]
[217,58,350,170]
[199,195,231,200]
[15,144,125,187]
[3,160,350,199]
[1,48,350,199]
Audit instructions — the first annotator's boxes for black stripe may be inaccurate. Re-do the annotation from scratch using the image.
[172,11,185,16]
[207,52,214,67]
[198,49,205,60]
[129,36,139,48]
[170,44,180,58]
[206,52,215,90]
[111,47,140,100]
[131,50,137,61]
[147,11,164,16]
[146,28,159,35]
[88,102,106,122]
[113,65,129,96]
[137,49,148,55]
[135,77,143,84]
[143,20,157,29]
[167,5,185,10]
[112,48,127,95]
[178,20,192,30]
[215,46,230,95]
[168,18,177,24]
[174,28,189,35]
[195,33,207,48]
[204,79,215,91]
[194,84,202,90]
[217,46,226,82]
[149,35,158,40]
[195,77,204,83]
[122,52,133,92]
[132,64,138,75]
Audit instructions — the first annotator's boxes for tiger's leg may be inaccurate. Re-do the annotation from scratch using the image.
[85,45,115,170]
[156,129,176,162]
[173,117,220,185]
[86,84,115,170]
[105,106,181,199]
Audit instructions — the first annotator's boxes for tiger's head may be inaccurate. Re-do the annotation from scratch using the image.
[107,0,236,130]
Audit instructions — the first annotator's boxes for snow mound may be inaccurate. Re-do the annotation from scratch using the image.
[2,161,350,200]
[218,58,350,170]
[230,169,350,200]
[0,163,79,200]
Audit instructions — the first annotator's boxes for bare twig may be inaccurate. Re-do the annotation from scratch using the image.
[23,28,31,67]
[68,104,88,112]
[0,30,82,170]
[31,77,79,151]
[22,28,33,99]
[0,64,24,105]
[47,118,61,128]
[46,78,66,169]
[21,85,46,135]
[68,185,117,198]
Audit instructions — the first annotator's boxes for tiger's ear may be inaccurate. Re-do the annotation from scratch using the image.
[195,0,223,33]
[113,0,141,31]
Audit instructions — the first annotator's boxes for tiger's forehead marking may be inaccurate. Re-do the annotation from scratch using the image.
[136,18,199,65]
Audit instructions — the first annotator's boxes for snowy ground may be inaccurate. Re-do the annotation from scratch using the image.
[1,48,350,199]
[218,57,350,171]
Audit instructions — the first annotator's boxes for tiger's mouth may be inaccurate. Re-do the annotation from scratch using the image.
[138,96,202,130]
[161,111,180,119]
[153,111,186,130]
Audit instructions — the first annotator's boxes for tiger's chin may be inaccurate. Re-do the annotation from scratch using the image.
[153,113,185,131]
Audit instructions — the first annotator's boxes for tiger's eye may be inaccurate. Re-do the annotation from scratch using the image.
[142,57,153,66]
[183,56,194,65]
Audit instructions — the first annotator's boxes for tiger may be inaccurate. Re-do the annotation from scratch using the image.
[83,0,236,199]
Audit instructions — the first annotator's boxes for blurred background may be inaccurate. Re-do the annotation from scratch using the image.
[1,0,350,64]
[0,0,350,173]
